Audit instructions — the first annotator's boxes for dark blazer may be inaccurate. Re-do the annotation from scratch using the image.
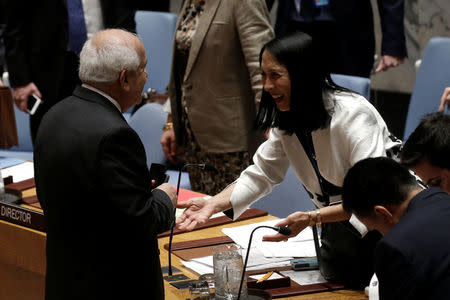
[34,86,174,300]
[1,0,157,140]
[265,0,407,77]
[375,188,450,300]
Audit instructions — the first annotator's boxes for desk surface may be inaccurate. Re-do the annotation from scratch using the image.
[0,190,366,300]
[158,215,367,300]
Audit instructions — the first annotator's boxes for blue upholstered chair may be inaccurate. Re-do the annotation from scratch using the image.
[135,11,177,94]
[0,103,34,161]
[403,37,450,140]
[128,103,191,190]
[331,73,371,100]
[251,74,371,217]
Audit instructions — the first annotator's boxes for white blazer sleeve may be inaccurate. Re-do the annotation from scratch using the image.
[230,129,290,219]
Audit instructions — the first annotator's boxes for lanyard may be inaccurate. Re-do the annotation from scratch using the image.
[295,130,342,206]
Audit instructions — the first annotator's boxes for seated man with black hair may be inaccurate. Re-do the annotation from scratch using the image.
[342,157,450,300]
[401,112,450,193]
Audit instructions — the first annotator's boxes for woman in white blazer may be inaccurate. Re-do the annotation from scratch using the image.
[176,32,401,288]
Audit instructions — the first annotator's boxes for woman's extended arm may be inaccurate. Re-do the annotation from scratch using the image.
[176,183,235,231]
[263,205,350,241]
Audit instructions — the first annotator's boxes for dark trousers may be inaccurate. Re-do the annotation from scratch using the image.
[30,51,81,143]
[285,20,373,77]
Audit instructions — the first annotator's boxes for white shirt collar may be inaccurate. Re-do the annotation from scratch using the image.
[82,83,122,112]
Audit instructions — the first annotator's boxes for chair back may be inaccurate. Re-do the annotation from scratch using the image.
[331,73,371,100]
[135,11,177,93]
[0,104,34,160]
[128,103,167,167]
[403,37,450,140]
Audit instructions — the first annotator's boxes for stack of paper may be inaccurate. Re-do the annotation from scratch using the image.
[181,247,292,275]
[180,219,317,275]
[221,219,316,258]
[1,161,34,183]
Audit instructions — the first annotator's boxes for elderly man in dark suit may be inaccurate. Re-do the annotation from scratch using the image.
[34,29,177,300]
[342,157,450,300]
[2,0,168,142]
[265,0,407,78]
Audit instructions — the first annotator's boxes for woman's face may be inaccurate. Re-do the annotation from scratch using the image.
[261,50,291,111]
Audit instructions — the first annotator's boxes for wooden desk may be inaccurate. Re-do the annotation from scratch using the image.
[0,203,366,300]
[159,215,367,300]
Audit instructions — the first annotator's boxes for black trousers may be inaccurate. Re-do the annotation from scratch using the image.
[30,51,81,143]
[285,20,373,78]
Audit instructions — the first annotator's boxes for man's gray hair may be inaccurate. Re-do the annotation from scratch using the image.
[79,34,141,83]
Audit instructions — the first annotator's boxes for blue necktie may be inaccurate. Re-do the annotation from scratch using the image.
[67,0,87,55]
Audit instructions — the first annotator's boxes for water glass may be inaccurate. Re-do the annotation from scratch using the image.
[212,244,248,300]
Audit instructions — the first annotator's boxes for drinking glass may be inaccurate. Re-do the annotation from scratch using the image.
[212,244,247,299]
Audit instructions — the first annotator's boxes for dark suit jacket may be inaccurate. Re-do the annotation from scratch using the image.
[34,86,174,300]
[375,188,450,300]
[265,0,407,77]
[1,0,158,139]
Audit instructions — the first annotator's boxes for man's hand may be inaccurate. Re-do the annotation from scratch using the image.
[12,82,42,112]
[176,197,215,231]
[156,183,177,207]
[161,128,181,163]
[439,87,450,112]
[375,55,405,73]
[262,211,309,242]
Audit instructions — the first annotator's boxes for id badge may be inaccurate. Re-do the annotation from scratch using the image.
[314,0,329,7]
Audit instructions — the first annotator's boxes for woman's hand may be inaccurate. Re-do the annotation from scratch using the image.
[176,197,216,231]
[262,211,310,242]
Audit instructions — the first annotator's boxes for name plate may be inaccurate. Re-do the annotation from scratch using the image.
[0,193,45,232]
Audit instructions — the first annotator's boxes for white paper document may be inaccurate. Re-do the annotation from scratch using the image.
[257,239,316,258]
[181,260,213,275]
[181,247,292,275]
[221,219,316,258]
[280,269,327,285]
[1,161,34,183]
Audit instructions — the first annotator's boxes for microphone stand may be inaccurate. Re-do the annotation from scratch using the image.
[237,225,291,300]
[167,163,209,277]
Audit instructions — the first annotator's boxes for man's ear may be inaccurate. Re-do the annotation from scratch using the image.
[119,70,130,91]
[374,205,394,223]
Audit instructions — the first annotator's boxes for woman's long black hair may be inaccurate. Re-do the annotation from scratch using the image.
[255,31,343,134]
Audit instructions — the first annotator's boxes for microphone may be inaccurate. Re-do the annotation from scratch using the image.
[168,163,216,277]
[237,225,291,300]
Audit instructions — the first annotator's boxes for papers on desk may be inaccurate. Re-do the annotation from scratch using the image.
[181,247,292,275]
[1,161,34,183]
[221,219,316,258]
[280,269,327,285]
[180,219,316,276]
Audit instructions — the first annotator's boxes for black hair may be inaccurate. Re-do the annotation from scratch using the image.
[255,31,346,134]
[342,157,419,217]
[401,112,450,170]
